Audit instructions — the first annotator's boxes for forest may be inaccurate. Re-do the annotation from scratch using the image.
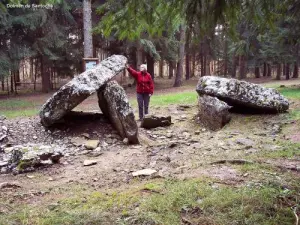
[0,0,300,94]
[0,1,300,225]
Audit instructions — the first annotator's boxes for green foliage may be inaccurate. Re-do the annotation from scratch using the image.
[0,109,38,118]
[288,109,300,120]
[259,141,300,159]
[140,39,160,60]
[0,0,82,81]
[2,178,298,225]
[130,91,197,107]
[0,99,36,109]
[0,99,38,118]
[278,86,300,99]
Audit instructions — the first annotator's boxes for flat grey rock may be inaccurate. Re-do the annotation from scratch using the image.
[83,160,98,166]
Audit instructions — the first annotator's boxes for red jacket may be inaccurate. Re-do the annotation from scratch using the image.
[127,67,154,95]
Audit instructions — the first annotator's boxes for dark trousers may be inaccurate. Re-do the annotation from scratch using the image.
[137,93,150,119]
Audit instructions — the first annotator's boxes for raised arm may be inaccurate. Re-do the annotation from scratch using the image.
[127,66,139,79]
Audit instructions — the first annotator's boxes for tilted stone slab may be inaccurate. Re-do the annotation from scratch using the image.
[39,55,127,127]
[97,81,139,144]
[196,76,289,113]
[197,94,231,131]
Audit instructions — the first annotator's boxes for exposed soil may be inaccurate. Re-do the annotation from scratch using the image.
[0,77,299,218]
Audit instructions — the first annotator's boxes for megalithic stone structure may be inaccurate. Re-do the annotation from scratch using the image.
[97,81,139,144]
[196,76,289,113]
[40,55,127,127]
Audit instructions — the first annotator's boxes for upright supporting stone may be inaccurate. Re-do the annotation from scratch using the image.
[39,55,127,127]
[98,81,139,144]
[197,94,231,131]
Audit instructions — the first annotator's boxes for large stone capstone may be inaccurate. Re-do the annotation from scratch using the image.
[196,76,289,113]
[97,81,139,144]
[39,55,127,127]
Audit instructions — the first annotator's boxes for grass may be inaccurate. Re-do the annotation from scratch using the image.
[234,163,275,174]
[0,99,38,118]
[0,99,36,110]
[0,109,38,118]
[287,109,300,120]
[0,84,298,119]
[130,91,197,107]
[1,178,299,225]
[259,141,300,159]
[128,85,299,108]
[277,87,300,99]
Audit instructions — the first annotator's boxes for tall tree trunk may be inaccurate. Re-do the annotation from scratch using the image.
[205,55,210,75]
[224,37,228,76]
[83,0,93,58]
[159,59,164,78]
[232,55,237,78]
[93,40,97,59]
[201,54,205,77]
[191,51,196,77]
[276,63,281,80]
[174,24,185,87]
[14,72,18,94]
[168,61,174,79]
[185,29,190,80]
[203,55,207,76]
[1,76,4,91]
[34,58,38,91]
[185,52,190,80]
[41,56,51,93]
[15,69,20,86]
[30,57,34,82]
[6,76,9,95]
[293,62,299,78]
[142,52,146,64]
[22,62,25,81]
[136,42,143,69]
[238,55,246,79]
[285,63,290,80]
[133,42,143,85]
[49,67,53,89]
[146,54,155,80]
[255,66,260,78]
[267,64,272,77]
[10,71,14,93]
[263,63,267,77]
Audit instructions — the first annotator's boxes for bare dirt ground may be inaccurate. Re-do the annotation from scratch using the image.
[0,76,300,223]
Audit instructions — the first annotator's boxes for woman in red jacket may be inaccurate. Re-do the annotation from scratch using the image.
[126,64,154,120]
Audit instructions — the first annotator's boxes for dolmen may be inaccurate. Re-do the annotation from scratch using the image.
[40,55,139,144]
[196,76,289,130]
